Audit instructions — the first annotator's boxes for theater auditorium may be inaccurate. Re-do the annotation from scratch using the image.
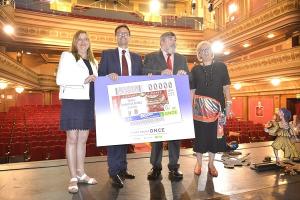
[0,0,299,199]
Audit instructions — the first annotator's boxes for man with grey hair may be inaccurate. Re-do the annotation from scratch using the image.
[143,31,189,181]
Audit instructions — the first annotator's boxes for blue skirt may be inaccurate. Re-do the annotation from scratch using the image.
[60,99,95,131]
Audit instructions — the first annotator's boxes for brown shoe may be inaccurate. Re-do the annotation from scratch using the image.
[194,162,201,176]
[208,165,218,177]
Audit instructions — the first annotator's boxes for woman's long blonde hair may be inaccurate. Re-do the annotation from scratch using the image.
[70,30,96,65]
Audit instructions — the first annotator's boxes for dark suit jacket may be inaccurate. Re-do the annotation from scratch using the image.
[98,48,143,76]
[143,50,189,75]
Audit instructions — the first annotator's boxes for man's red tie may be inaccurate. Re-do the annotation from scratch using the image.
[122,50,129,76]
[167,53,172,71]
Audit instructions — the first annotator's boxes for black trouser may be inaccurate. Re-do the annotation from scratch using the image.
[150,140,180,170]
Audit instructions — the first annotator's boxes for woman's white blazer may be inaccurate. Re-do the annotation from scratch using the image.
[56,52,98,100]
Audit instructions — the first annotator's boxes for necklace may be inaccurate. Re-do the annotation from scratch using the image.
[202,61,214,86]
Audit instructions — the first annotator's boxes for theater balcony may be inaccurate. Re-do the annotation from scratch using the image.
[209,0,300,96]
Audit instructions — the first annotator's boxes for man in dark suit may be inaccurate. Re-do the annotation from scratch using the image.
[143,32,189,181]
[98,24,143,188]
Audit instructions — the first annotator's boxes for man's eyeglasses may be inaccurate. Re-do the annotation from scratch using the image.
[117,32,129,37]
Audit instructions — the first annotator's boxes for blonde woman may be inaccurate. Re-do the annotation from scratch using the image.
[56,30,98,193]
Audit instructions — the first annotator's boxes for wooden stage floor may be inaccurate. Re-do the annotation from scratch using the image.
[0,142,299,200]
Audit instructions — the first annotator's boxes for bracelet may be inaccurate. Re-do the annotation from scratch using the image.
[226,100,232,105]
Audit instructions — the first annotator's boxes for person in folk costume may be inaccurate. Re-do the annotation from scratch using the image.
[265,108,300,163]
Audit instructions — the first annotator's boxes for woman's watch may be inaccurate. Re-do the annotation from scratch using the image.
[226,100,232,105]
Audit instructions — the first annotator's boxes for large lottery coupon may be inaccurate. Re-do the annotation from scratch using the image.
[95,75,195,146]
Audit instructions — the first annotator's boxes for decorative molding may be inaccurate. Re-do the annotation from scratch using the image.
[40,54,60,63]
[228,47,300,80]
[38,74,57,90]
[0,52,57,89]
[10,9,204,56]
[229,47,300,96]
[231,80,300,96]
[213,0,300,44]
[0,51,38,87]
[0,4,15,24]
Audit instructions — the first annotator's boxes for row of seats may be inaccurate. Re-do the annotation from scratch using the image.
[1,105,62,162]
[16,7,193,30]
[0,105,269,163]
[0,104,112,162]
[224,118,269,143]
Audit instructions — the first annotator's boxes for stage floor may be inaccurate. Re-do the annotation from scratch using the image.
[0,142,299,200]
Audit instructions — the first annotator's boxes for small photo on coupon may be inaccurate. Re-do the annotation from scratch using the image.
[107,78,182,127]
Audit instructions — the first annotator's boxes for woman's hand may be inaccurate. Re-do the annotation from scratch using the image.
[84,75,97,84]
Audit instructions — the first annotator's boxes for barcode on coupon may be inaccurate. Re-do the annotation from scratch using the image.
[115,85,142,95]
[130,117,164,126]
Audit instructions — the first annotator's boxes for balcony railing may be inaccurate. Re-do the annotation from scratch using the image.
[0,0,15,8]
[213,0,300,41]
[228,47,300,81]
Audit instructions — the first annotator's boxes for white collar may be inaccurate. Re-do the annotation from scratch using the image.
[118,47,129,54]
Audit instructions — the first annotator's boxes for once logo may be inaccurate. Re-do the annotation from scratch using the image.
[150,128,165,133]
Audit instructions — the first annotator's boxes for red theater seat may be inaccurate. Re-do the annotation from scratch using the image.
[48,145,65,160]
[9,142,28,156]
[28,146,47,161]
[0,143,8,157]
[86,143,100,157]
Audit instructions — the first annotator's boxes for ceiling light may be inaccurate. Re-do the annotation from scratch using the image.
[267,33,275,38]
[228,3,238,14]
[224,51,230,55]
[0,82,8,90]
[3,24,14,35]
[243,43,250,48]
[211,41,224,54]
[233,83,241,90]
[15,87,24,94]
[0,82,8,89]
[26,52,32,55]
[150,0,160,13]
[271,78,280,86]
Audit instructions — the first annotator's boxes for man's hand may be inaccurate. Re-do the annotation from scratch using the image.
[107,73,118,81]
[161,69,172,75]
[177,70,187,75]
[84,75,97,84]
